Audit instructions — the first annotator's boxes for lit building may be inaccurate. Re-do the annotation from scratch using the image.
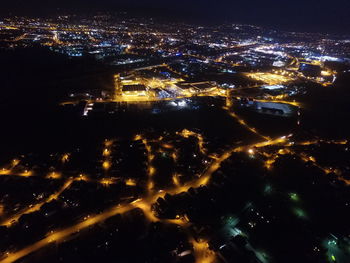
[122,84,148,97]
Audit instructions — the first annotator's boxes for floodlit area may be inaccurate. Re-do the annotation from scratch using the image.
[245,72,295,85]
[112,68,224,103]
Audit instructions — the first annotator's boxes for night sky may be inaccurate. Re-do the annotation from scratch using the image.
[2,0,350,33]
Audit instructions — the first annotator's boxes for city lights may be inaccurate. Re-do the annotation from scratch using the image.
[0,11,349,263]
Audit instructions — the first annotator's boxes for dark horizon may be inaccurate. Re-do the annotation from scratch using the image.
[1,0,350,34]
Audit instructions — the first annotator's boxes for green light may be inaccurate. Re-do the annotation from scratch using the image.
[225,216,239,227]
[289,193,299,202]
[331,255,336,261]
[264,184,272,194]
[328,240,337,247]
[255,250,269,263]
[293,207,307,219]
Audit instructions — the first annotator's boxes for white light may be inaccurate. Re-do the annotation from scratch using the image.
[178,100,186,107]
